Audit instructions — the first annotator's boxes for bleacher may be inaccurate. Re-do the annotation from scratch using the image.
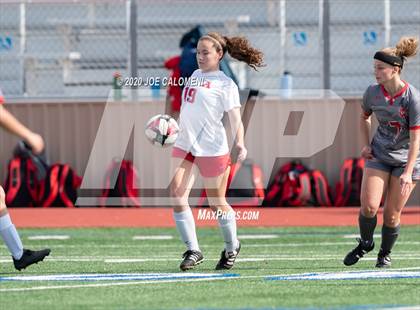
[0,0,419,98]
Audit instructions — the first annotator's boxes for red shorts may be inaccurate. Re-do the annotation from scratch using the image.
[172,147,231,178]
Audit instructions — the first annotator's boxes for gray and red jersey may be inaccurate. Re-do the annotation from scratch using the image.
[362,81,420,166]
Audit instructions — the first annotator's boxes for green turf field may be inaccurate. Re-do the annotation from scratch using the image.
[1,226,420,310]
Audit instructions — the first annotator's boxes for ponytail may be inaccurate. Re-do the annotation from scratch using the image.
[200,32,265,70]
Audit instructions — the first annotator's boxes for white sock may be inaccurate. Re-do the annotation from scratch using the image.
[173,209,200,251]
[217,210,239,252]
[0,213,24,260]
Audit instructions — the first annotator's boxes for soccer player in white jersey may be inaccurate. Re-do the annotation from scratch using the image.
[0,88,51,271]
[169,32,264,271]
[344,37,420,268]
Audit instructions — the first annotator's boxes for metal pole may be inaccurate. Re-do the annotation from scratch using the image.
[319,0,330,90]
[20,3,26,55]
[279,0,286,77]
[384,0,391,47]
[20,3,26,94]
[127,0,138,88]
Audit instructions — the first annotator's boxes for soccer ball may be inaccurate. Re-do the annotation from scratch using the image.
[144,114,179,147]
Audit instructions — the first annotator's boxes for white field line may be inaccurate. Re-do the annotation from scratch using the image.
[238,234,280,239]
[1,255,420,264]
[2,267,420,293]
[382,308,420,310]
[343,234,381,239]
[0,277,237,292]
[132,235,173,240]
[27,235,70,240]
[1,253,420,260]
[3,241,420,249]
[132,234,282,240]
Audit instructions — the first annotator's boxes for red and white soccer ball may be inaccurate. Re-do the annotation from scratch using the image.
[144,114,179,147]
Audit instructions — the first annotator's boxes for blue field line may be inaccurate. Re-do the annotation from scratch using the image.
[0,273,240,282]
[180,305,416,310]
[266,270,420,281]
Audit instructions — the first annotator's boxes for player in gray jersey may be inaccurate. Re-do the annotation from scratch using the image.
[344,36,420,268]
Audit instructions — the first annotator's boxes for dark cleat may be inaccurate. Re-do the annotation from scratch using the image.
[343,238,374,266]
[215,241,241,270]
[179,250,204,271]
[376,250,391,268]
[13,248,51,271]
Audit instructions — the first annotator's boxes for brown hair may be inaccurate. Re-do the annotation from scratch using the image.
[382,36,418,64]
[200,32,265,70]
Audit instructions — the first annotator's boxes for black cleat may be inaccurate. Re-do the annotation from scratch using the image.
[13,248,51,271]
[376,250,391,268]
[179,250,204,271]
[215,241,241,270]
[343,238,374,266]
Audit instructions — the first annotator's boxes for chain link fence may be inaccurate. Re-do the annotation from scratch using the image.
[0,0,419,99]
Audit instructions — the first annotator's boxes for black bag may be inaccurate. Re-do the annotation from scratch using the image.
[4,141,48,207]
[39,164,82,208]
[263,161,332,207]
[99,160,140,207]
[334,158,365,206]
[264,161,312,207]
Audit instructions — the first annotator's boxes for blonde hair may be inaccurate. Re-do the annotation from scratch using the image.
[382,36,418,64]
[200,32,265,70]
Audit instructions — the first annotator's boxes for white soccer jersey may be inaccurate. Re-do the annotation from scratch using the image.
[174,69,241,156]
